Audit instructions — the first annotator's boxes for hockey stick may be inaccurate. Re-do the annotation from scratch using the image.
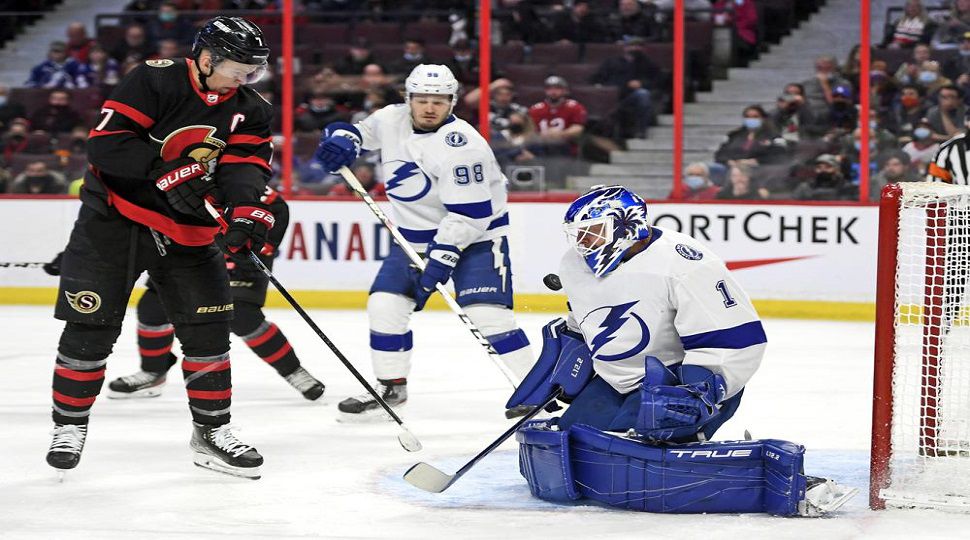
[0,262,46,268]
[337,166,518,387]
[403,389,562,493]
[203,201,421,452]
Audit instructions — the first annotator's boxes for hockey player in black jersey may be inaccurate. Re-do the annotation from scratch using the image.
[47,17,275,480]
[107,187,326,401]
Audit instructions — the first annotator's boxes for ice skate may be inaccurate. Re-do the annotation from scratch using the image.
[47,423,88,478]
[107,370,167,399]
[337,378,406,423]
[284,366,325,401]
[190,423,262,479]
[799,476,859,516]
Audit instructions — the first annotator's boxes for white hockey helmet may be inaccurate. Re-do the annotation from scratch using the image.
[405,64,460,113]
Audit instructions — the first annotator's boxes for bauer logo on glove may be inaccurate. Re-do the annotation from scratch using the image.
[155,162,206,190]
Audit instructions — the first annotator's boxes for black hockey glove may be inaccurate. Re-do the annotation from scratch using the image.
[223,202,275,255]
[152,158,215,218]
[43,251,63,276]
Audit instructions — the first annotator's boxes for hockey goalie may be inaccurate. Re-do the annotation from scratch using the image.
[508,185,858,516]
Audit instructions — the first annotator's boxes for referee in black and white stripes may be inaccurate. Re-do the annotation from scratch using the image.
[927,109,970,185]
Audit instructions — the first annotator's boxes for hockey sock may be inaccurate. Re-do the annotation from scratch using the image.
[182,351,232,425]
[52,323,120,425]
[241,321,301,377]
[137,322,177,373]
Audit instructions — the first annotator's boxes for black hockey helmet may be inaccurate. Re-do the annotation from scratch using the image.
[192,16,270,66]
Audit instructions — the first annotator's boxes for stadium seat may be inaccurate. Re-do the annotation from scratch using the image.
[492,43,525,65]
[353,22,402,44]
[529,43,579,64]
[404,22,451,44]
[556,64,599,85]
[581,43,623,64]
[298,24,349,45]
[502,64,548,87]
[570,85,618,119]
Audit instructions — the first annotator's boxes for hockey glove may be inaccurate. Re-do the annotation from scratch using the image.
[413,242,460,312]
[223,202,275,255]
[637,371,727,442]
[152,158,214,218]
[314,122,362,173]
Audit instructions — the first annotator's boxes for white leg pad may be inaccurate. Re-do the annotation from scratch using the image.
[465,304,537,383]
[368,292,416,380]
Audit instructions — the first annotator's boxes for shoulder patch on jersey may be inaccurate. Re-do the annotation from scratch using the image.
[145,59,174,68]
[444,131,467,147]
[675,244,703,261]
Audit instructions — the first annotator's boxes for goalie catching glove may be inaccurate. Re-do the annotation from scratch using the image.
[222,202,275,255]
[152,157,215,218]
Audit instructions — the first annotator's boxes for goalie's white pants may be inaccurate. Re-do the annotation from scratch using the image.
[367,292,535,383]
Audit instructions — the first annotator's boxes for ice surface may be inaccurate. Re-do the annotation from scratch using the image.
[2,306,970,539]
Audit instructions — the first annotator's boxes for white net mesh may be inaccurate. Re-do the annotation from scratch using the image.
[885,182,970,509]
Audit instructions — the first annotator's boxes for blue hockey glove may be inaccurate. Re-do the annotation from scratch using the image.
[637,366,727,442]
[506,318,594,409]
[314,122,362,173]
[413,242,460,312]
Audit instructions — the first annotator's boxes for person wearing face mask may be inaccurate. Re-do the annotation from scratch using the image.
[793,154,857,201]
[669,162,720,200]
[335,37,375,76]
[9,160,67,194]
[926,85,966,142]
[148,2,194,46]
[944,32,970,80]
[295,91,348,132]
[29,89,82,136]
[825,84,857,135]
[893,83,928,136]
[0,84,26,132]
[444,39,482,86]
[916,60,950,97]
[770,83,819,143]
[902,118,941,173]
[714,105,786,165]
[389,38,429,76]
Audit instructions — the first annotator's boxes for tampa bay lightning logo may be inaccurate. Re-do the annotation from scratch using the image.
[444,131,467,147]
[675,244,703,261]
[385,160,432,202]
[585,301,650,362]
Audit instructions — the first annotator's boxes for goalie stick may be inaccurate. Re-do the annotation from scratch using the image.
[404,389,563,493]
[337,166,518,388]
[202,201,421,453]
[0,262,46,268]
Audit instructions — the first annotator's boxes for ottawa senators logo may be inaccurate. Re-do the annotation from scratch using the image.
[64,290,102,314]
[159,125,226,174]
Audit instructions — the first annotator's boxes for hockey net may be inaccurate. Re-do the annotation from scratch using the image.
[871,182,970,511]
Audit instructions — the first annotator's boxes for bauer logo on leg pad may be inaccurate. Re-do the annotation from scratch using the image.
[65,291,102,314]
[196,303,234,314]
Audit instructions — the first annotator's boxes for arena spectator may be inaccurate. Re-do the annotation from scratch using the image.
[925,85,966,142]
[110,25,155,64]
[527,75,587,156]
[712,0,759,65]
[839,127,895,185]
[882,0,936,49]
[358,63,403,106]
[871,151,921,201]
[893,43,932,85]
[148,2,195,45]
[892,83,927,137]
[901,117,941,173]
[8,161,67,194]
[915,60,951,97]
[801,55,851,116]
[942,32,970,81]
[1,119,29,162]
[26,41,86,89]
[335,37,376,76]
[387,38,428,75]
[826,84,858,134]
[29,89,82,136]
[501,0,547,44]
[771,83,820,143]
[78,44,121,88]
[0,84,27,133]
[549,1,608,44]
[669,161,720,200]
[590,36,661,138]
[932,0,970,49]
[792,154,857,201]
[295,92,348,132]
[715,163,768,200]
[350,90,389,123]
[609,0,661,43]
[151,39,181,61]
[463,79,531,134]
[444,39,479,86]
[65,22,95,63]
[870,60,900,112]
[714,105,787,165]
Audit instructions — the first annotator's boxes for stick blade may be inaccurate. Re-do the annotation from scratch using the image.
[403,462,454,493]
[397,427,423,452]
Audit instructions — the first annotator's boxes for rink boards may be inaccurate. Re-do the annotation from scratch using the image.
[0,198,876,319]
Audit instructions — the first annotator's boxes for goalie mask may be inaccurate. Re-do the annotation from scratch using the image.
[563,185,651,277]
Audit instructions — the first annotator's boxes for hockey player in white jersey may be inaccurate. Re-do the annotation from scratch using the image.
[507,185,857,515]
[314,64,535,419]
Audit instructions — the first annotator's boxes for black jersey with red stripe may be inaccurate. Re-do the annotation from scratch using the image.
[84,58,273,246]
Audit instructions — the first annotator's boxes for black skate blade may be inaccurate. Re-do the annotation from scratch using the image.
[193,453,261,480]
[336,408,397,424]
[106,387,164,400]
[403,462,455,493]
